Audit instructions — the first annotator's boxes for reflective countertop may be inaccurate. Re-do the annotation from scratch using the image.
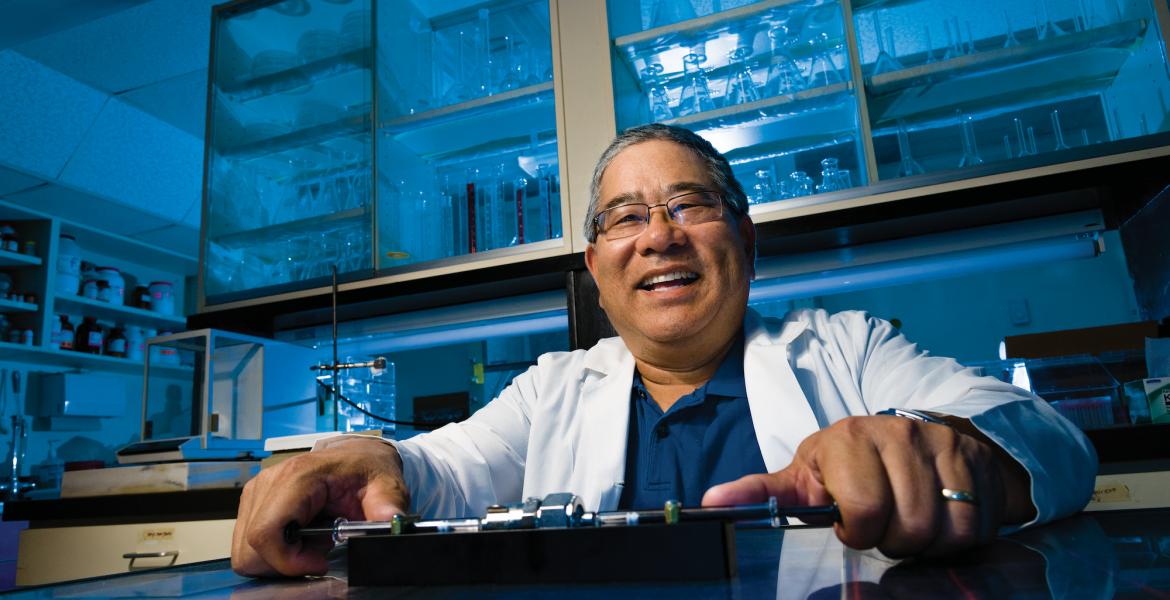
[5,509,1167,599]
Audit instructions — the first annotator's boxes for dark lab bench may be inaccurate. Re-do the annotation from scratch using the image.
[1,508,1166,598]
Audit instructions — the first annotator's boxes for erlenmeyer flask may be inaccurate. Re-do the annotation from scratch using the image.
[678,51,716,116]
[897,120,925,177]
[723,46,761,106]
[942,17,964,60]
[1036,0,1065,40]
[1003,11,1021,48]
[957,111,984,167]
[765,23,805,96]
[806,32,843,87]
[641,63,674,121]
[871,11,904,75]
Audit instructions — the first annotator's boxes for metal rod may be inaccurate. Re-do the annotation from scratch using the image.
[331,264,339,432]
[286,500,839,544]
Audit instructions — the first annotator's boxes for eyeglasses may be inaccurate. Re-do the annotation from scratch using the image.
[593,190,725,240]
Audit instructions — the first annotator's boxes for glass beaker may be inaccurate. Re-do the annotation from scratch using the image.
[678,50,716,116]
[749,168,774,204]
[782,171,814,197]
[815,157,851,193]
[723,46,761,106]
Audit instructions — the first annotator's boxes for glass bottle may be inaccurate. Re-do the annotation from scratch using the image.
[677,50,716,116]
[75,316,103,354]
[106,326,128,358]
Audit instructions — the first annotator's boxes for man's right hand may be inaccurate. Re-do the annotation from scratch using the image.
[231,437,410,577]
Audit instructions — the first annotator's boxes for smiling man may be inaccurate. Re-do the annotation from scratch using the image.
[231,124,1096,577]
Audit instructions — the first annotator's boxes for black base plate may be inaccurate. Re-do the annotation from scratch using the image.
[348,520,737,586]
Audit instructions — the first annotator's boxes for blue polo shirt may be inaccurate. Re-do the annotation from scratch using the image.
[617,335,768,509]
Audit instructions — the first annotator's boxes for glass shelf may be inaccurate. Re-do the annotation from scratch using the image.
[866,19,1148,125]
[219,113,371,159]
[380,81,553,133]
[220,48,371,102]
[613,0,808,46]
[210,206,369,250]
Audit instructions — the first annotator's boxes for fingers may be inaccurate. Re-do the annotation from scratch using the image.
[360,470,412,522]
[702,470,799,507]
[230,439,408,578]
[786,416,1008,559]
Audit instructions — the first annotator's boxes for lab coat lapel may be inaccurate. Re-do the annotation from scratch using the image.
[577,338,635,511]
[743,310,820,473]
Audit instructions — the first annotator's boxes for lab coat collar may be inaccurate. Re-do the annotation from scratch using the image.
[743,308,819,472]
[576,309,816,508]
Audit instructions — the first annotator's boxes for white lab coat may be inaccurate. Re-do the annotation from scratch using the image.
[390,308,1097,527]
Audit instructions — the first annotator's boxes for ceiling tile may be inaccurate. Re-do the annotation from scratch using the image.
[0,50,109,179]
[14,0,218,94]
[4,180,173,237]
[117,69,209,139]
[0,165,44,196]
[58,96,202,223]
[129,223,200,260]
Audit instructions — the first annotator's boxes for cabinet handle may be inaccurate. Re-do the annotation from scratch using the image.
[123,550,179,570]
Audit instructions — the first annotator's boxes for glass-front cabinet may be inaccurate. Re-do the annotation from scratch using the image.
[202,0,562,306]
[607,0,1170,209]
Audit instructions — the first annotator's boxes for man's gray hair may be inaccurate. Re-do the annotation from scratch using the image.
[585,123,750,243]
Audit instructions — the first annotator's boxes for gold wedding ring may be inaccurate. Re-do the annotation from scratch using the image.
[941,488,979,505]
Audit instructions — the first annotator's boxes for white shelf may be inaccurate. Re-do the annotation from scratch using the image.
[0,248,42,268]
[54,295,186,331]
[0,340,192,378]
[0,297,38,313]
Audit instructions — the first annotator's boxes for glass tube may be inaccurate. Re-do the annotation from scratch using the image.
[1051,110,1070,150]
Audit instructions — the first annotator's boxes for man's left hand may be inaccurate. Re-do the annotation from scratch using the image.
[701,415,1034,558]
